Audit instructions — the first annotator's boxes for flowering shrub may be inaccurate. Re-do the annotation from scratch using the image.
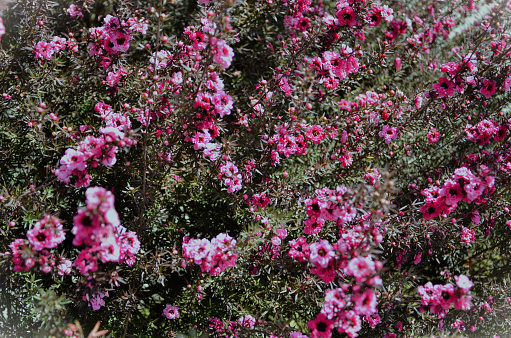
[2,0,511,337]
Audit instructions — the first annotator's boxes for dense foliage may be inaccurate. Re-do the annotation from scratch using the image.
[2,0,511,336]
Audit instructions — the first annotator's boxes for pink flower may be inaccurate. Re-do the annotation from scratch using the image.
[27,215,65,251]
[309,239,336,268]
[97,235,121,263]
[34,41,55,60]
[460,227,476,244]
[212,91,233,118]
[213,40,234,69]
[89,291,108,311]
[353,289,377,316]
[440,179,463,206]
[308,313,335,338]
[0,18,5,41]
[322,51,346,80]
[183,238,213,265]
[480,79,496,98]
[304,216,325,236]
[378,125,398,144]
[288,236,310,262]
[395,57,402,71]
[455,274,473,292]
[225,174,243,193]
[345,256,376,283]
[503,76,511,91]
[364,168,380,186]
[305,125,326,144]
[60,148,87,172]
[67,4,83,18]
[50,37,67,51]
[119,231,140,266]
[366,7,383,27]
[433,77,455,98]
[57,258,72,275]
[420,201,444,220]
[163,304,180,319]
[427,127,440,143]
[9,238,26,255]
[322,288,347,320]
[150,50,173,69]
[74,248,99,275]
[337,7,358,27]
[103,15,121,32]
[102,29,130,54]
[337,310,362,338]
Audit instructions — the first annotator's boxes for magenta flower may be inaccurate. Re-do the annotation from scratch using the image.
[26,215,65,251]
[163,304,180,319]
[432,77,455,98]
[34,41,55,60]
[213,40,234,69]
[480,79,496,98]
[309,239,336,268]
[378,125,398,144]
[305,125,326,144]
[427,127,440,143]
[304,216,325,236]
[337,7,358,27]
[60,148,87,172]
[308,313,335,338]
[345,256,376,283]
[353,289,377,316]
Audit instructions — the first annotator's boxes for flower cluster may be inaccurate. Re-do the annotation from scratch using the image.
[182,233,237,276]
[208,315,256,337]
[308,259,382,338]
[88,14,148,57]
[55,102,135,187]
[304,186,356,228]
[465,119,507,146]
[34,36,77,60]
[72,187,140,275]
[417,275,473,318]
[8,216,69,274]
[420,166,495,220]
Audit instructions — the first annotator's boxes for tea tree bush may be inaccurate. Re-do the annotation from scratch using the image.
[1,0,511,337]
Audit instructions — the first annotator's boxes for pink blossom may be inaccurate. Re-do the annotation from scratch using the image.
[305,125,326,144]
[60,148,87,171]
[395,57,402,71]
[308,313,334,338]
[0,18,4,41]
[163,304,180,319]
[455,274,473,292]
[427,127,440,143]
[213,40,234,69]
[433,77,455,98]
[27,215,65,251]
[460,227,476,244]
[353,289,377,316]
[309,239,336,268]
[337,7,358,27]
[57,258,72,275]
[34,41,55,60]
[212,91,233,117]
[378,125,399,144]
[480,79,496,98]
[304,216,325,236]
[345,256,376,283]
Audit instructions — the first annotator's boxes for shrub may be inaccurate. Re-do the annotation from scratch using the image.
[1,0,511,337]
